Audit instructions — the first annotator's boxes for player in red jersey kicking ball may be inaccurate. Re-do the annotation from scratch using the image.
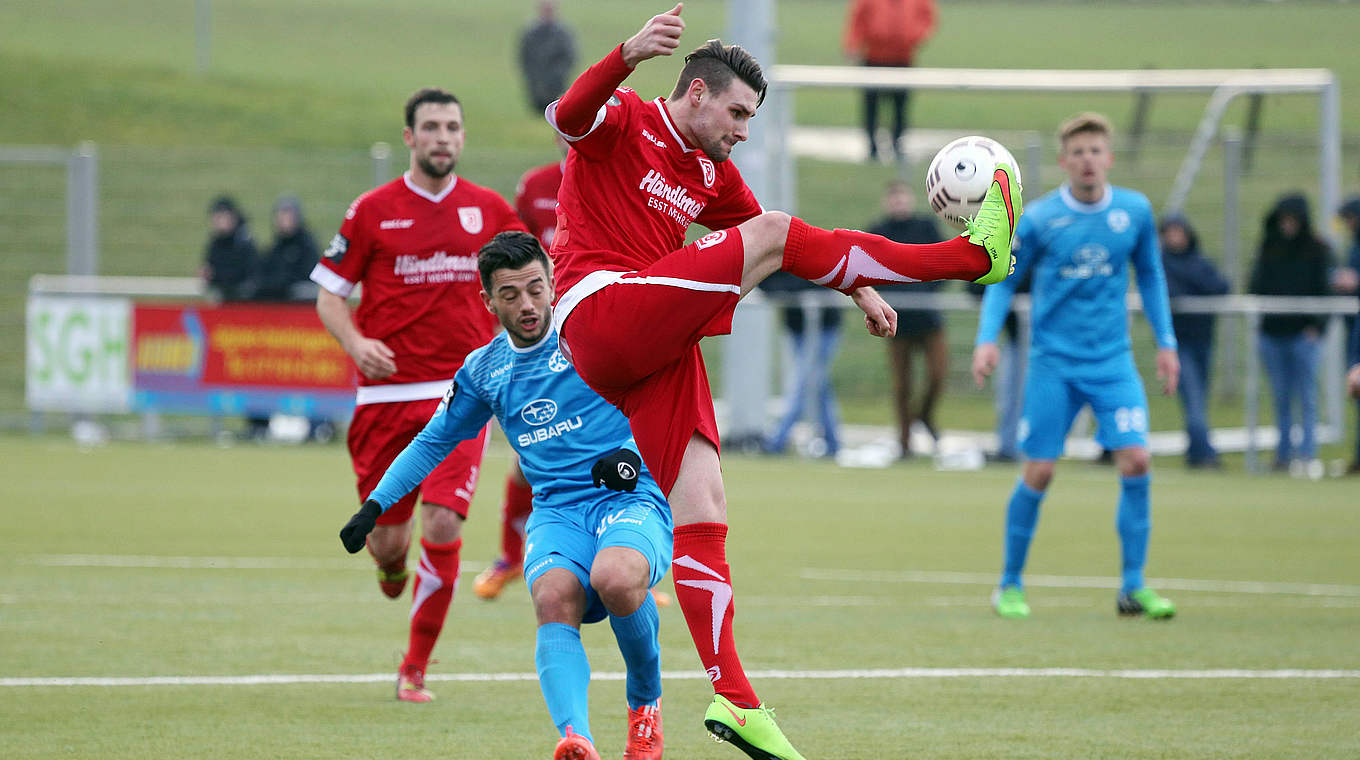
[313,87,527,703]
[545,5,1021,757]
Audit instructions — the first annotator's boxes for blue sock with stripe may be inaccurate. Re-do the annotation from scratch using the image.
[1001,480,1045,589]
[609,592,662,709]
[1117,474,1152,594]
[535,622,592,743]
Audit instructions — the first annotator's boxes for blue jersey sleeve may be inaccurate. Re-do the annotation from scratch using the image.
[976,214,1038,345]
[1130,201,1178,350]
[366,368,494,513]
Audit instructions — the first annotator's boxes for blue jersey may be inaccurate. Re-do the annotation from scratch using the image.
[367,329,666,515]
[976,184,1177,377]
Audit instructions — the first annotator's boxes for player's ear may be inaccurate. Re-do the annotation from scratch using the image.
[688,78,706,107]
[402,126,415,150]
[479,288,494,314]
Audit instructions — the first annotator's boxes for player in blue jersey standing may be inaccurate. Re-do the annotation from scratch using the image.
[339,231,669,760]
[971,113,1179,621]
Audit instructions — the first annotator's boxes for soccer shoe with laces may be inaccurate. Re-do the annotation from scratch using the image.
[962,162,1023,285]
[703,695,806,760]
[624,701,663,760]
[1118,588,1176,619]
[553,726,601,760]
[473,558,521,600]
[396,662,434,703]
[992,586,1031,619]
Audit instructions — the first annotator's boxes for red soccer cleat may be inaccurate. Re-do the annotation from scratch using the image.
[553,726,601,760]
[395,662,434,703]
[624,701,663,760]
[377,564,409,599]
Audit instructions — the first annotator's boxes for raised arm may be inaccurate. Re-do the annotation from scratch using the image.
[551,4,684,136]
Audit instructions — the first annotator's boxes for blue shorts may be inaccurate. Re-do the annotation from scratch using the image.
[1019,361,1150,460]
[522,495,673,624]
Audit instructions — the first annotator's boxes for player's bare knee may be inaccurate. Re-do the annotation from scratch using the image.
[1116,448,1151,477]
[589,550,649,616]
[739,211,791,263]
[532,570,586,625]
[1023,462,1055,491]
[420,503,465,544]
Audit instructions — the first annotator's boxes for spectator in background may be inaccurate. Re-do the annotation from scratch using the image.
[202,195,258,302]
[518,0,577,114]
[868,181,945,457]
[1160,215,1230,469]
[842,0,937,161]
[1333,197,1360,473]
[257,195,319,303]
[761,271,843,458]
[1248,193,1334,478]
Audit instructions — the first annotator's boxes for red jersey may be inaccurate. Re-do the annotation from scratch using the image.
[311,172,524,399]
[546,87,763,295]
[514,161,565,249]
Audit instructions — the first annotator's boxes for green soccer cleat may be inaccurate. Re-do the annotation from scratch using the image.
[703,695,806,760]
[963,162,1023,285]
[992,586,1031,619]
[1118,588,1176,620]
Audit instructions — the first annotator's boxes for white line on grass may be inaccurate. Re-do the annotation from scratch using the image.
[4,668,1358,688]
[800,568,1360,598]
[16,554,489,572]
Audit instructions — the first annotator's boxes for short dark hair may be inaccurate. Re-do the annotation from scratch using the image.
[670,39,767,108]
[477,231,551,291]
[404,87,461,128]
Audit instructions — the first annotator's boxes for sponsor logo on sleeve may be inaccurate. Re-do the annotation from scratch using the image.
[323,233,349,261]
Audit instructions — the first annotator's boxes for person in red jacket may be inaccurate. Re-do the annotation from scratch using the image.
[842,0,937,161]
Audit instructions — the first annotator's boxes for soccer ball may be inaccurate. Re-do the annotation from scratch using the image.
[924,136,1022,231]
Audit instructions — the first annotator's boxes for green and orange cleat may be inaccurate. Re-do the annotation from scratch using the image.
[963,162,1023,286]
[992,586,1031,619]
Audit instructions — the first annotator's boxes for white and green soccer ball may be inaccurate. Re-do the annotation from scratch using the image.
[924,135,1022,231]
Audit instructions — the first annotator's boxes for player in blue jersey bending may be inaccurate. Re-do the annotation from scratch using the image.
[339,231,668,760]
[972,113,1179,621]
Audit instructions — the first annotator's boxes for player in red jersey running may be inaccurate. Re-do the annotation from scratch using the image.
[313,87,527,703]
[545,5,1020,757]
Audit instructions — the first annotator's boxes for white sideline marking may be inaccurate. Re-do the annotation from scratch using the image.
[801,568,1360,598]
[4,668,1358,688]
[17,554,488,573]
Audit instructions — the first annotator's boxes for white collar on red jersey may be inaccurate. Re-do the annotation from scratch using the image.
[652,98,695,154]
[403,171,459,203]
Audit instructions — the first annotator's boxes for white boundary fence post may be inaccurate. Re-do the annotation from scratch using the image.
[66,142,98,277]
[1220,129,1242,397]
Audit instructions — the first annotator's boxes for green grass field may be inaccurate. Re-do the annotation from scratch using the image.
[3,434,1358,759]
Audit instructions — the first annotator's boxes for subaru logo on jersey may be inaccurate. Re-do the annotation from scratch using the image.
[521,398,558,426]
[697,155,715,188]
[548,351,570,373]
[1107,209,1131,234]
[458,206,483,234]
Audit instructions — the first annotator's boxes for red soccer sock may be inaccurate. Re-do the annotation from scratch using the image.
[671,523,760,709]
[500,476,534,567]
[404,537,462,670]
[782,216,990,293]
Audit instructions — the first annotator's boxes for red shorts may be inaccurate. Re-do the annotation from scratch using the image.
[347,397,489,525]
[559,229,745,495]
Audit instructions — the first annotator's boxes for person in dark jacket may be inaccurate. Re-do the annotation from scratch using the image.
[1248,193,1334,475]
[760,271,843,457]
[868,181,946,456]
[202,195,258,302]
[518,0,577,114]
[257,195,320,302]
[1160,215,1230,468]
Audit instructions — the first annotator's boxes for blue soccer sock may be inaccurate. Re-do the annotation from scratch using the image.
[1001,480,1045,589]
[609,592,662,709]
[1117,474,1152,594]
[535,622,592,743]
